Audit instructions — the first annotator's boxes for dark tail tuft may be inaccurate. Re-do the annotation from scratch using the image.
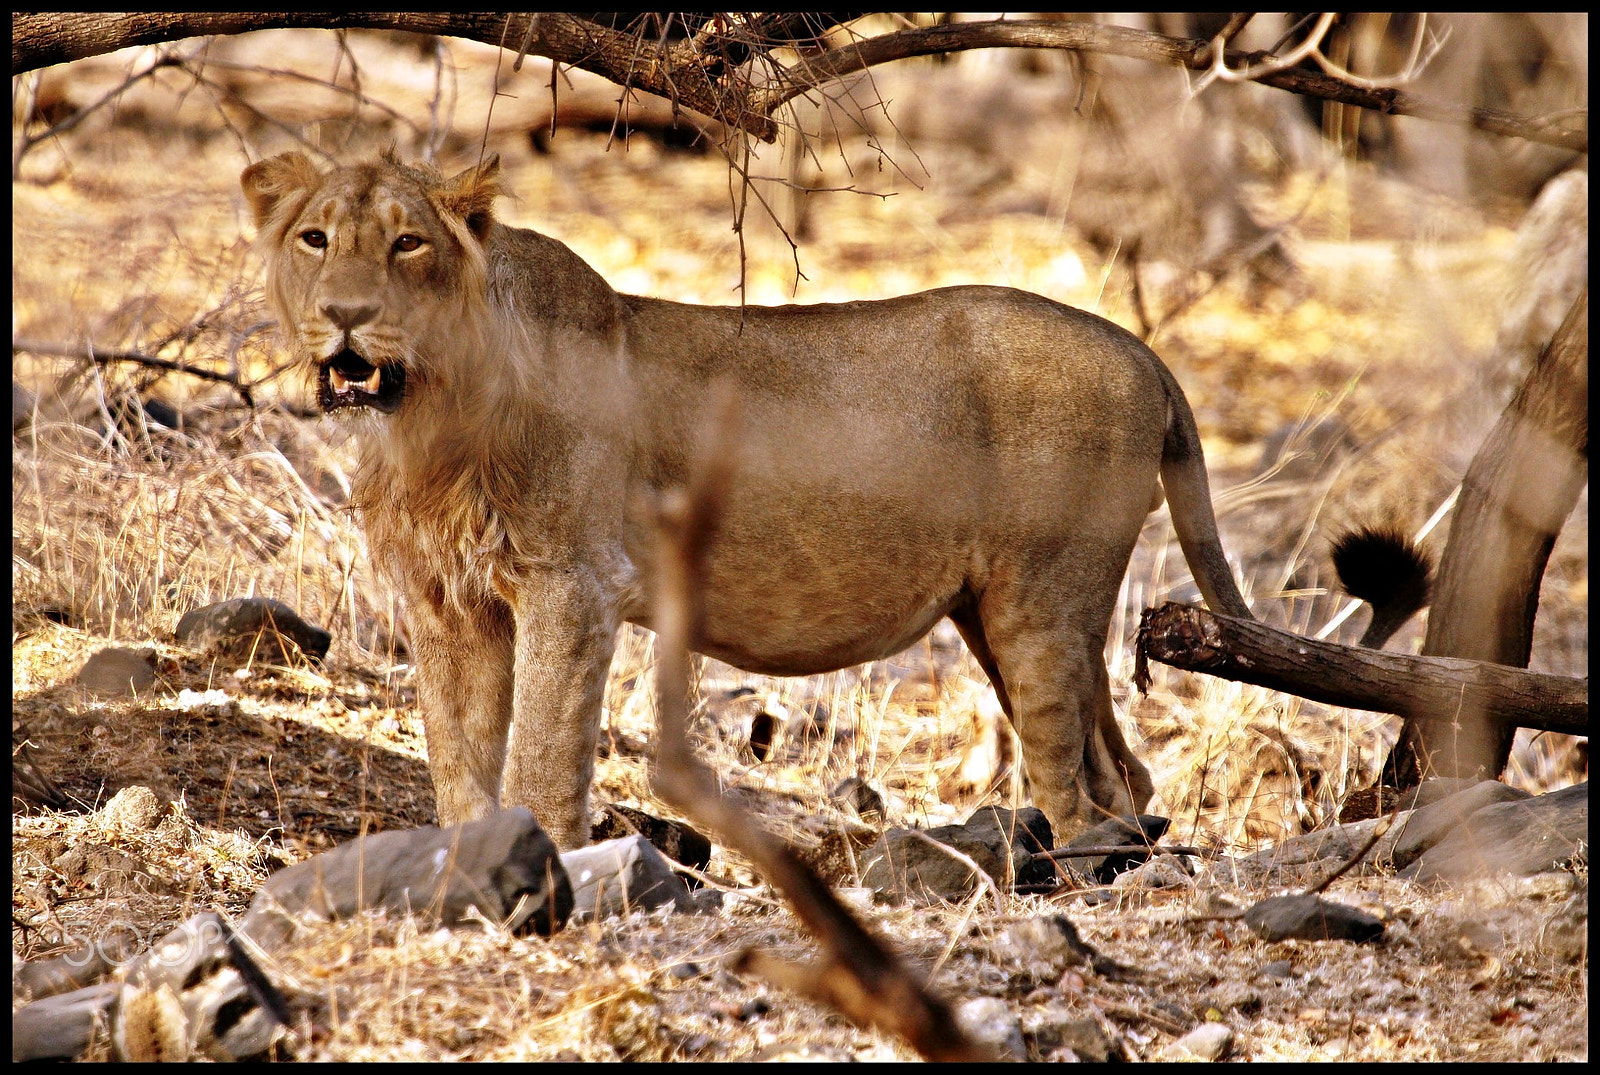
[1331,526,1433,649]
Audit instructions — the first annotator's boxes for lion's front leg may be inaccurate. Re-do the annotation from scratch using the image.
[501,567,620,851]
[405,579,517,826]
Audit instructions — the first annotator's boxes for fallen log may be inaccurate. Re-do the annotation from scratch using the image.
[1135,603,1586,735]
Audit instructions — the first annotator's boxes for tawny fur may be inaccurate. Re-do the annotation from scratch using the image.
[242,151,1254,849]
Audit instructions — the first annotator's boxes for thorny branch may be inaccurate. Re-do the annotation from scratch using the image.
[10,12,1588,153]
[646,384,988,1062]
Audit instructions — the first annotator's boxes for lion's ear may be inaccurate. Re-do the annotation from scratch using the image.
[438,154,501,244]
[240,152,321,228]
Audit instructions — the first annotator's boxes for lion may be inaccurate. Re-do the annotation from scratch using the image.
[241,150,1255,851]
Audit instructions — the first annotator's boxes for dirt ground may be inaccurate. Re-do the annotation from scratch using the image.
[12,25,1588,1061]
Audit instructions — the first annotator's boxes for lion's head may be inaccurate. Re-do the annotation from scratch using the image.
[241,150,502,415]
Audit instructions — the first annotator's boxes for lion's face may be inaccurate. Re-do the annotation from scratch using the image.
[241,152,502,414]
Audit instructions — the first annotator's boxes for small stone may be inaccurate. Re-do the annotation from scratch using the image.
[1255,959,1295,980]
[956,996,1026,1061]
[590,804,712,877]
[1003,915,1097,968]
[1159,1021,1233,1061]
[1206,981,1261,1014]
[1112,854,1192,891]
[100,786,168,831]
[1537,887,1588,962]
[1022,1008,1112,1063]
[1055,813,1170,883]
[1243,893,1385,943]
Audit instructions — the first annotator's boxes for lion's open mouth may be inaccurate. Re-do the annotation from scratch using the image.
[319,349,405,414]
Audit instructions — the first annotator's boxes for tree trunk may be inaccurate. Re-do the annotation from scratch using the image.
[1384,287,1588,786]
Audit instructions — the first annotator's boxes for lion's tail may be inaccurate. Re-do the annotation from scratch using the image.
[1158,377,1254,621]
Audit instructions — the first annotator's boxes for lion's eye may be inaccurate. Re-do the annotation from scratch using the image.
[300,229,327,249]
[393,234,424,253]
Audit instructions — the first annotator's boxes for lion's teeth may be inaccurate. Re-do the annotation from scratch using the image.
[329,366,382,395]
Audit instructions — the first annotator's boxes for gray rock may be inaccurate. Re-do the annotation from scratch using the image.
[1403,782,1587,883]
[1052,1016,1113,1063]
[1383,779,1531,871]
[1160,1021,1233,1061]
[831,776,886,824]
[12,981,121,1061]
[1255,958,1295,980]
[1406,777,1516,811]
[1209,817,1384,888]
[590,804,711,877]
[175,596,331,664]
[1003,914,1099,968]
[1205,980,1262,1015]
[1055,813,1170,883]
[964,805,1059,886]
[242,807,571,945]
[955,996,1026,1061]
[560,835,695,922]
[1002,914,1139,980]
[1242,893,1384,943]
[1113,854,1193,891]
[860,819,1027,902]
[1537,884,1588,962]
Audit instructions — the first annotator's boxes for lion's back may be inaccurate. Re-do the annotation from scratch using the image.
[487,224,627,333]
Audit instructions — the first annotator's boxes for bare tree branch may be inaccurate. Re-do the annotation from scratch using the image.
[14,338,261,408]
[750,17,1586,152]
[12,12,1588,152]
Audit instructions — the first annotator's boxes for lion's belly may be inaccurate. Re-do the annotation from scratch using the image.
[694,551,964,676]
[624,478,977,675]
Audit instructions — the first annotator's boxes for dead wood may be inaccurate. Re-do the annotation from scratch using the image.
[1135,603,1586,736]
[11,13,1586,152]
[1387,287,1589,784]
[646,384,988,1062]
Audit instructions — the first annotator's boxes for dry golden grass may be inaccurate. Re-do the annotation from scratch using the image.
[12,30,1586,1061]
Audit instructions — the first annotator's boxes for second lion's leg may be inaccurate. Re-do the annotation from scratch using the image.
[405,578,516,826]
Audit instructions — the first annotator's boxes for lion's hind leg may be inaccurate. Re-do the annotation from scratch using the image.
[964,573,1153,844]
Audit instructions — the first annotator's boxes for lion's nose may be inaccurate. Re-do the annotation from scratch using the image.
[322,302,380,330]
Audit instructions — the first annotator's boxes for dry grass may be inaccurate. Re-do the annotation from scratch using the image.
[12,29,1586,1061]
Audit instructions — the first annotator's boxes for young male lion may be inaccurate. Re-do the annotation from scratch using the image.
[241,150,1254,850]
